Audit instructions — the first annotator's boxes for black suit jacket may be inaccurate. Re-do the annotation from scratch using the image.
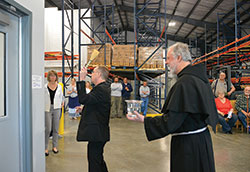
[76,81,111,142]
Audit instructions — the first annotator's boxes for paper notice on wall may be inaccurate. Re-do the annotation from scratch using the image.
[32,75,42,89]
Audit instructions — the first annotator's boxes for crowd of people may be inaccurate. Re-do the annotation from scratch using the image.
[211,71,250,134]
[110,77,151,118]
[44,42,249,172]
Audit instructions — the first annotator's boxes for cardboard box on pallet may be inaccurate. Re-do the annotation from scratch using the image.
[112,45,137,67]
[87,43,112,66]
[138,47,164,69]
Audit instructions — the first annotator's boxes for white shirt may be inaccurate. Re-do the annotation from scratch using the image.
[139,86,150,98]
[111,82,122,97]
[86,88,91,94]
[45,83,64,112]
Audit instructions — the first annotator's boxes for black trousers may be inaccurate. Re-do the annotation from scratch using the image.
[87,142,108,172]
[122,96,130,115]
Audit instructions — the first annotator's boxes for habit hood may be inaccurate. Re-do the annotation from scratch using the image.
[162,64,218,132]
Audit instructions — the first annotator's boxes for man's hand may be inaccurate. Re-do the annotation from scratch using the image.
[80,67,87,81]
[218,111,224,116]
[125,87,129,91]
[76,106,83,114]
[242,110,248,116]
[126,111,144,123]
[61,101,64,108]
[247,112,250,118]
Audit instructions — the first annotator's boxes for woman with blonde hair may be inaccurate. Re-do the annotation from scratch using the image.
[45,70,64,156]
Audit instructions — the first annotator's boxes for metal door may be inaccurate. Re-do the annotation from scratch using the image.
[0,8,21,172]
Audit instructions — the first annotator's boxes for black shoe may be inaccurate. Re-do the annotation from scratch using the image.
[52,149,59,154]
[45,152,49,156]
[226,130,233,134]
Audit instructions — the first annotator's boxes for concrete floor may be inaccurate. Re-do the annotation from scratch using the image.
[46,114,250,172]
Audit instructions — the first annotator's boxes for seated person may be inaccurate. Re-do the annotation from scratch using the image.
[235,86,250,129]
[215,90,237,134]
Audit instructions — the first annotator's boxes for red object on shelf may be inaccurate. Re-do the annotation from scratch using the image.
[44,52,79,60]
[45,72,79,77]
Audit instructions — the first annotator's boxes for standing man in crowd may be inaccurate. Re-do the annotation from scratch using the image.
[139,81,150,116]
[127,42,218,172]
[211,71,235,98]
[235,86,250,130]
[76,66,111,172]
[122,77,133,116]
[111,77,123,118]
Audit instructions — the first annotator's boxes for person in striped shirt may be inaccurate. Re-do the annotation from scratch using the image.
[235,86,250,129]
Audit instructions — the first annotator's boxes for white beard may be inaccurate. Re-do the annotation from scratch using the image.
[168,65,177,79]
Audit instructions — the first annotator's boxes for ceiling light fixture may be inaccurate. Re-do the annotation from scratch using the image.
[168,22,176,27]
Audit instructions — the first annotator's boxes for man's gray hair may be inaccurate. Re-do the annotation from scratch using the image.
[168,42,192,62]
[96,66,109,81]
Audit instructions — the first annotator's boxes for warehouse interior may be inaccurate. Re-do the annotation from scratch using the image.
[0,0,250,172]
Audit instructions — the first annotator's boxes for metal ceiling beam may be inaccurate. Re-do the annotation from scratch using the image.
[121,0,129,28]
[184,0,224,39]
[166,0,181,31]
[113,0,125,30]
[227,6,250,26]
[45,0,59,8]
[198,7,237,40]
[119,5,216,28]
[85,0,113,31]
[207,5,250,44]
[45,0,79,9]
[220,0,245,20]
[197,0,245,40]
[241,15,250,26]
[174,0,201,36]
[96,0,113,29]
[157,0,163,30]
[124,26,190,43]
[86,0,92,8]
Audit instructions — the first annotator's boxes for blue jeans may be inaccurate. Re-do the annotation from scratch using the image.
[218,113,237,132]
[141,97,149,116]
[238,108,250,128]
[68,108,79,118]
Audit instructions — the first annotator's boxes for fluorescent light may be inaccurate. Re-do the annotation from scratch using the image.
[168,22,176,27]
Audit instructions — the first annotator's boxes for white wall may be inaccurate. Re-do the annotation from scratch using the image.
[14,0,45,172]
[45,8,91,66]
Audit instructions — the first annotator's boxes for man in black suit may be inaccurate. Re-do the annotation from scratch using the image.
[76,66,111,172]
